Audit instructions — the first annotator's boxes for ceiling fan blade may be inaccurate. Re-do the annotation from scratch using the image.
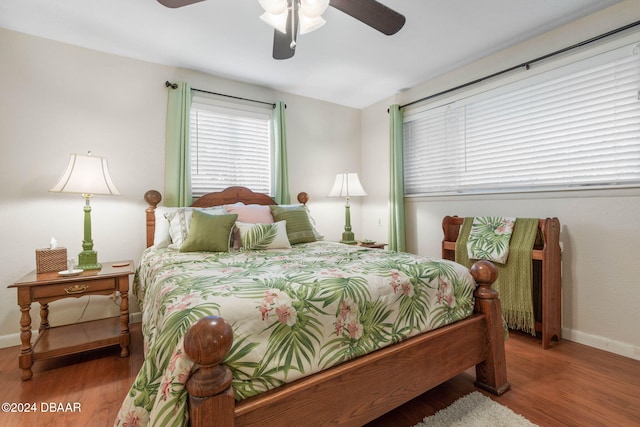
[329,0,405,35]
[157,0,206,8]
[273,6,298,60]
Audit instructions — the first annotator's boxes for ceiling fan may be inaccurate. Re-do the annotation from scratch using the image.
[157,0,406,60]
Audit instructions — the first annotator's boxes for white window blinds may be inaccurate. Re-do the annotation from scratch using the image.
[190,100,271,197]
[404,41,640,196]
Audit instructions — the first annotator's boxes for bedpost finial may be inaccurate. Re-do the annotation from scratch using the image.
[297,192,309,205]
[144,190,162,207]
[184,316,233,367]
[470,260,498,298]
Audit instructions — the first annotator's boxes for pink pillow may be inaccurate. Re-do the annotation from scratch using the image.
[224,204,274,224]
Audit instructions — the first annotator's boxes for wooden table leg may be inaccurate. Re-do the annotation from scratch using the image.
[118,276,130,358]
[18,304,33,381]
[39,302,50,331]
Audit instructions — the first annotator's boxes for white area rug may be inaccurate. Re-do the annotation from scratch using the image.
[413,392,538,427]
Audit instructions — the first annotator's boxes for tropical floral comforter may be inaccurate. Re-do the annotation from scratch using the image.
[115,241,476,427]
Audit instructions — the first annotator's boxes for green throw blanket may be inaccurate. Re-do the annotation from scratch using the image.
[456,217,538,335]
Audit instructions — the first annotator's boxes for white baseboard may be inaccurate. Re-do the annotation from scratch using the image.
[562,327,640,361]
[0,332,22,350]
[130,311,142,324]
[0,311,143,349]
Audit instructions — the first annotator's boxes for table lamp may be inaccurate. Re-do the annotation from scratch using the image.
[50,152,120,270]
[328,171,366,244]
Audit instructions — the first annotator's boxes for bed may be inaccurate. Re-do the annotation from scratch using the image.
[116,186,509,427]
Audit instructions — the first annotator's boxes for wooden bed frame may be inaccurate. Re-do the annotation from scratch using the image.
[143,187,510,427]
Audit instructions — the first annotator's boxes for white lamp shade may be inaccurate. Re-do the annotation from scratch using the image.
[260,11,288,34]
[299,15,326,34]
[258,0,287,14]
[300,0,330,18]
[50,153,120,196]
[328,172,367,198]
[259,0,328,35]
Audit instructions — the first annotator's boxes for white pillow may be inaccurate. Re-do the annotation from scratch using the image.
[235,220,291,250]
[152,206,178,249]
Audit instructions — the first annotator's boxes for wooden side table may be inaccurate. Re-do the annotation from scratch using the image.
[8,260,133,380]
[357,242,387,249]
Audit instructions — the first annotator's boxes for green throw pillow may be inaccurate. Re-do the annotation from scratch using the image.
[179,211,238,252]
[270,205,316,245]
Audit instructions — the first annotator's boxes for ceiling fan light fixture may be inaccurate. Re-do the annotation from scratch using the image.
[299,15,326,34]
[160,0,406,60]
[260,11,288,34]
[299,0,329,18]
[260,0,327,36]
[258,0,287,15]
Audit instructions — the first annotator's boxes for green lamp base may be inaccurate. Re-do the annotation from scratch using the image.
[340,202,357,244]
[77,250,101,270]
[340,231,357,245]
[77,194,101,270]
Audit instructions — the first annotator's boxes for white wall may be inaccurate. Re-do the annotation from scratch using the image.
[0,28,361,347]
[360,1,640,360]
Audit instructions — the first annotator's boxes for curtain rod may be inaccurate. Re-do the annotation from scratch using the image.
[165,81,277,109]
[399,19,640,110]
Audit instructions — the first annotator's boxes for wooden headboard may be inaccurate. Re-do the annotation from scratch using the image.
[144,186,309,248]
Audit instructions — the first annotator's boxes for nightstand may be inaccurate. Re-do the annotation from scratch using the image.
[357,242,387,249]
[9,260,133,380]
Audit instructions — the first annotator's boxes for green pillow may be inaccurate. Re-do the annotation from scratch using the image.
[179,211,238,252]
[270,205,316,245]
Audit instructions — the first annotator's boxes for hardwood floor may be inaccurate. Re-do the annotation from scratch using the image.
[1,324,638,427]
[367,331,640,427]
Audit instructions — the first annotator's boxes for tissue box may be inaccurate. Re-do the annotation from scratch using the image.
[36,248,67,273]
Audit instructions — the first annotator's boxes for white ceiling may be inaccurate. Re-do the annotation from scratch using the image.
[0,0,622,108]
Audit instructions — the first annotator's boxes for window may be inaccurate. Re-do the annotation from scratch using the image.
[404,40,640,196]
[190,98,272,197]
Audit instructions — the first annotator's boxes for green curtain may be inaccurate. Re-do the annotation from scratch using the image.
[164,82,193,207]
[273,101,291,204]
[389,104,406,252]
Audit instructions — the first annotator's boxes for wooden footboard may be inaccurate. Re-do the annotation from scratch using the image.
[183,260,509,427]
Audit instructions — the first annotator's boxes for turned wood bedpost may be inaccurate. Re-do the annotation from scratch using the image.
[144,190,162,248]
[184,316,235,427]
[470,260,510,396]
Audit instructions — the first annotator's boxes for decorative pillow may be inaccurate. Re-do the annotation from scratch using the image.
[179,211,238,252]
[467,216,516,264]
[224,204,274,224]
[270,205,317,245]
[152,206,179,248]
[166,207,227,249]
[235,221,291,250]
[278,204,324,241]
